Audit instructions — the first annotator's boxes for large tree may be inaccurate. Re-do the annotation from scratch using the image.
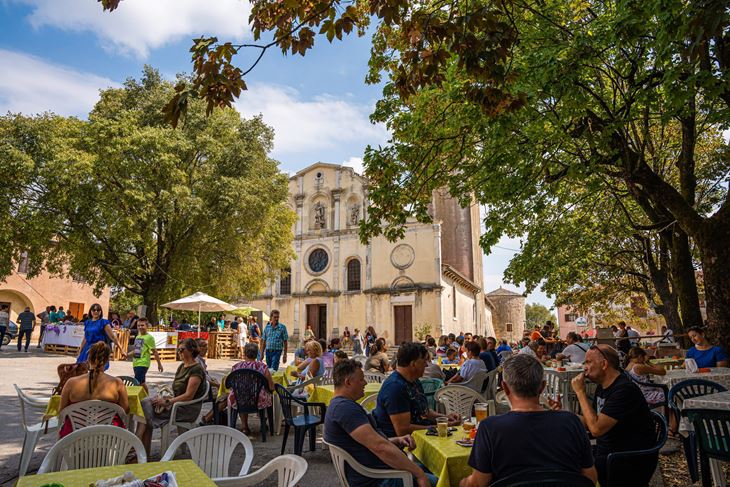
[95,1,730,348]
[1,68,295,321]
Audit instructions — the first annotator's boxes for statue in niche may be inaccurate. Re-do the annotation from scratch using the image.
[314,202,326,229]
[350,204,360,225]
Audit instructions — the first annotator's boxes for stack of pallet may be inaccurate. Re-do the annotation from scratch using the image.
[211,331,239,359]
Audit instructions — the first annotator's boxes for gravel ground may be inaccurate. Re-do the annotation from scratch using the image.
[0,348,334,486]
[0,347,684,487]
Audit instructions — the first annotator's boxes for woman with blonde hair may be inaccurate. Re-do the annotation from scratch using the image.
[59,342,129,437]
[291,340,324,380]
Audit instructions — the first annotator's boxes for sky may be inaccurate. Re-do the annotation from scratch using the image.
[0,0,553,308]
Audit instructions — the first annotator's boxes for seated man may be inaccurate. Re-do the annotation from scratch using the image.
[374,342,460,437]
[571,344,657,487]
[324,359,437,487]
[556,332,590,364]
[518,339,538,357]
[448,342,487,384]
[460,355,596,487]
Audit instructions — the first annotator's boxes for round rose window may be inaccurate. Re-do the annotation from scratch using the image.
[308,248,329,273]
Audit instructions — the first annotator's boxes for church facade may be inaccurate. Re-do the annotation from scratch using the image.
[250,163,494,344]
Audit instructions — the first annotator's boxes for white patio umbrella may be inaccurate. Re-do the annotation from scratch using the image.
[161,292,237,334]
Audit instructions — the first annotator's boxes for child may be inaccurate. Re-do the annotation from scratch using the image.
[442,348,460,364]
[131,318,163,392]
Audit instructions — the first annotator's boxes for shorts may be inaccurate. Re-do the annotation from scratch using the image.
[133,366,149,384]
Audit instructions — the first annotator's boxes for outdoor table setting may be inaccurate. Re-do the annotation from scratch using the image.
[17,459,216,487]
[309,383,381,406]
[650,357,685,370]
[683,390,730,410]
[45,385,148,427]
[543,364,584,412]
[652,367,730,389]
[412,425,474,487]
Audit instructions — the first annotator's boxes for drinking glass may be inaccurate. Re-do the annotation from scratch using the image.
[475,403,489,423]
[436,416,449,438]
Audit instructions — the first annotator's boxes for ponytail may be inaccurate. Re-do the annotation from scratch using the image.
[87,342,111,394]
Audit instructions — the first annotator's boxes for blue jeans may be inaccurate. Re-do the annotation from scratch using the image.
[17,329,31,351]
[266,349,283,370]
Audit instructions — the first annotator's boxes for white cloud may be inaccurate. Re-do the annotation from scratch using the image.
[341,156,365,174]
[0,49,117,117]
[17,0,250,58]
[236,83,388,157]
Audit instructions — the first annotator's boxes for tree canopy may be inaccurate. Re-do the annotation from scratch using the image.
[1,67,295,321]
[525,303,557,329]
[95,0,730,347]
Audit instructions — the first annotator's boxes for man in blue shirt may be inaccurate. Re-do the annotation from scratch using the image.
[374,342,460,437]
[261,309,288,370]
[324,359,437,487]
[17,307,36,352]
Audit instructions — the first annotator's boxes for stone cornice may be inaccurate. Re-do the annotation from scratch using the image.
[441,264,482,294]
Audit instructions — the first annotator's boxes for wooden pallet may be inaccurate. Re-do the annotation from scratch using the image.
[44,344,79,356]
[211,332,238,360]
[157,348,179,361]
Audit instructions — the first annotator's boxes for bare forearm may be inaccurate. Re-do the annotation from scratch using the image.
[372,441,424,479]
[576,391,598,432]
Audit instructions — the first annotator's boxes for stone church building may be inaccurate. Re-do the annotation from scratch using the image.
[250,163,495,344]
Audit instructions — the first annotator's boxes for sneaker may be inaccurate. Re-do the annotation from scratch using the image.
[24,349,29,352]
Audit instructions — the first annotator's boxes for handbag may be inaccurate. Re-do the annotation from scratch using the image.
[52,362,90,396]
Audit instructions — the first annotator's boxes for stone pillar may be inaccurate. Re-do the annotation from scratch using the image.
[294,193,305,237]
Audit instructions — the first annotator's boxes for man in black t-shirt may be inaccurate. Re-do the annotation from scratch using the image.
[571,344,657,486]
[460,354,596,487]
[324,359,437,487]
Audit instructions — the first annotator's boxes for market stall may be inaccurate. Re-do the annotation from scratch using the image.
[42,324,129,359]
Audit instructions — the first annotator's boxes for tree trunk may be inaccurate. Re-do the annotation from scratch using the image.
[697,227,730,353]
[642,234,683,333]
[670,228,703,329]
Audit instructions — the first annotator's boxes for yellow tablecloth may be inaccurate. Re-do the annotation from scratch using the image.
[17,459,215,487]
[45,386,148,420]
[412,426,473,487]
[309,383,382,406]
[438,363,460,370]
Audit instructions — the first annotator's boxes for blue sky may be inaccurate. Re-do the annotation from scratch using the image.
[0,0,553,308]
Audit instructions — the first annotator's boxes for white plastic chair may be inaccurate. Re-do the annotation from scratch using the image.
[214,454,308,487]
[360,393,378,413]
[351,355,368,367]
[161,425,253,480]
[461,370,489,396]
[37,425,147,473]
[60,400,128,432]
[325,440,412,487]
[435,385,482,418]
[285,375,323,395]
[14,384,58,476]
[160,381,210,454]
[364,372,386,384]
[481,369,500,401]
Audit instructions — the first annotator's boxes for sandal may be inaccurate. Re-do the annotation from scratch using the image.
[241,426,252,435]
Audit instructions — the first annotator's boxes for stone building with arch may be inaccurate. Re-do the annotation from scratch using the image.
[0,261,110,341]
[250,163,494,344]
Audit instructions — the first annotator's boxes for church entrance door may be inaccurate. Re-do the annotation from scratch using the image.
[306,304,328,340]
[393,305,412,344]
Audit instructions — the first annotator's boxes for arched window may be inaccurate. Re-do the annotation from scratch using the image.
[279,267,292,295]
[347,259,361,291]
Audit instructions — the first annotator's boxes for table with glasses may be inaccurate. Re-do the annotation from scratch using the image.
[412,426,473,487]
[45,385,148,427]
[17,459,215,487]
[308,383,381,406]
[652,368,730,389]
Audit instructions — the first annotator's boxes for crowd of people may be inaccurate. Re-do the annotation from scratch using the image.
[22,303,730,486]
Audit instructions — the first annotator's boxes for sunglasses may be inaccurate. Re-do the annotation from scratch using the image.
[91,308,101,312]
[590,345,619,367]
